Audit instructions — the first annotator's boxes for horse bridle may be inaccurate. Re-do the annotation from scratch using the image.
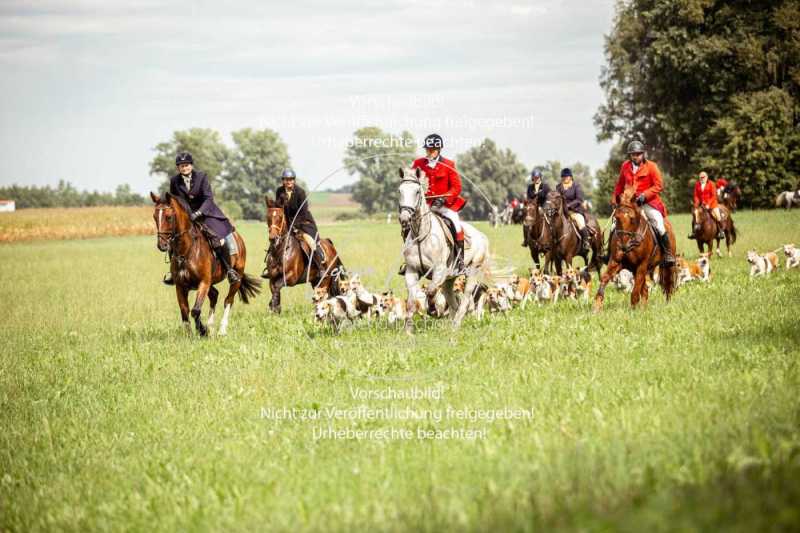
[155,205,193,253]
[398,178,432,241]
[613,205,648,253]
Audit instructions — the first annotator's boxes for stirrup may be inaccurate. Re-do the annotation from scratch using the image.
[162,273,174,286]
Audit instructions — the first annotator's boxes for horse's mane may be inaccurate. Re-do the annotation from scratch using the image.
[619,187,637,206]
[165,192,193,220]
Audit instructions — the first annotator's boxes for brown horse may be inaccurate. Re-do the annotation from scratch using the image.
[690,205,737,257]
[719,183,741,211]
[263,197,344,313]
[593,188,677,311]
[522,199,549,271]
[151,192,261,336]
[538,191,604,276]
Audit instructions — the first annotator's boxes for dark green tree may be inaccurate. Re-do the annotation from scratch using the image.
[149,128,229,193]
[595,0,800,208]
[344,127,416,215]
[456,139,527,219]
[224,128,291,219]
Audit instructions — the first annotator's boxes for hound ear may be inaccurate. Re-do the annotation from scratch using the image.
[150,191,160,204]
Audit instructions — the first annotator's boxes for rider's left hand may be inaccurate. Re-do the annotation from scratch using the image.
[191,210,202,221]
[432,197,445,208]
[635,194,646,206]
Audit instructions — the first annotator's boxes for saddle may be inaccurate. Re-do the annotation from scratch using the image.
[293,229,327,263]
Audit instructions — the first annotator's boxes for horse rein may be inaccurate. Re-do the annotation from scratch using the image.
[154,204,195,260]
[613,205,649,254]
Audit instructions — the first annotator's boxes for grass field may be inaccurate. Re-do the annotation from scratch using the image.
[1,209,799,531]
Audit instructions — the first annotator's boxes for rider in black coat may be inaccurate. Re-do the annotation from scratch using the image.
[275,169,324,271]
[522,168,550,246]
[164,152,240,285]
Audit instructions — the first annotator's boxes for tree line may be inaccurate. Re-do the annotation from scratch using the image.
[594,0,800,212]
[0,181,146,209]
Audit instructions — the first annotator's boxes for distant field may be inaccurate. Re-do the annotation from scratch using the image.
[0,206,153,243]
[1,209,799,531]
[0,194,363,243]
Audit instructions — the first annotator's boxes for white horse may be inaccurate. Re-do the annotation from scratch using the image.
[397,167,489,330]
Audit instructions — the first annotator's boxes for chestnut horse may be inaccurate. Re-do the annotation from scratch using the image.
[593,189,677,311]
[538,191,604,276]
[522,199,549,271]
[151,192,261,336]
[691,205,737,257]
[263,197,343,313]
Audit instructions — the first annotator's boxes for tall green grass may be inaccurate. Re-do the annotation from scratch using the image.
[0,209,798,531]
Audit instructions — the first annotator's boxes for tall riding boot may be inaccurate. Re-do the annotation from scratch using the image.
[716,220,725,240]
[312,243,326,274]
[454,239,466,274]
[658,232,676,266]
[215,246,241,283]
[579,227,591,254]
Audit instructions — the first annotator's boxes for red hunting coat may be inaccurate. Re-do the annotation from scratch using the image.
[693,180,718,209]
[412,156,466,211]
[612,159,667,217]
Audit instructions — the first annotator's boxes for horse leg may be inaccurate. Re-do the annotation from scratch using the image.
[715,235,722,258]
[218,282,238,336]
[207,285,219,332]
[593,261,622,313]
[269,278,284,314]
[176,285,191,335]
[191,281,210,336]
[640,270,650,308]
[631,265,648,308]
[404,270,422,334]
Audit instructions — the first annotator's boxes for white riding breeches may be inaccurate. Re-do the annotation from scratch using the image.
[642,204,666,236]
[432,205,462,234]
[569,212,586,230]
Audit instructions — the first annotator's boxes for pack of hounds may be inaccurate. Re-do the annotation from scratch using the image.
[313,243,799,330]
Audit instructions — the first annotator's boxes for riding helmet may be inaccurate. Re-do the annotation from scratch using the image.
[626,140,645,154]
[423,133,444,150]
[175,152,193,165]
[281,168,296,180]
[531,168,543,179]
[560,168,573,178]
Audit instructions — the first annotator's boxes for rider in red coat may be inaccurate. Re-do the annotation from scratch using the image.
[610,140,675,265]
[691,171,725,239]
[411,133,467,273]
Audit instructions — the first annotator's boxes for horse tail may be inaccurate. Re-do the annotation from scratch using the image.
[238,273,262,304]
[659,260,678,301]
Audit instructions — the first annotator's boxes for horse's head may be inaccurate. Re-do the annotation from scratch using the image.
[614,187,642,234]
[397,167,424,227]
[265,196,287,241]
[151,191,177,252]
[523,199,539,225]
[543,191,563,220]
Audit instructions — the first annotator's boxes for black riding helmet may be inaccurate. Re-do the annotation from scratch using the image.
[423,133,443,150]
[176,152,193,165]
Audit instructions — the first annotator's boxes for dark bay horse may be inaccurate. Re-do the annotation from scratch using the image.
[522,199,549,271]
[719,183,741,211]
[593,188,677,311]
[538,191,603,276]
[151,192,261,336]
[691,205,737,257]
[262,197,343,313]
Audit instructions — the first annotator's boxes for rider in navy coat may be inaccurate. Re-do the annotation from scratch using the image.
[163,152,240,285]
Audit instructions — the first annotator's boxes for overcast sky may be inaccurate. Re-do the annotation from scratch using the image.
[0,0,615,194]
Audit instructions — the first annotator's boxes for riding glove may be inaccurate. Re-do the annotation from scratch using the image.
[191,210,202,221]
